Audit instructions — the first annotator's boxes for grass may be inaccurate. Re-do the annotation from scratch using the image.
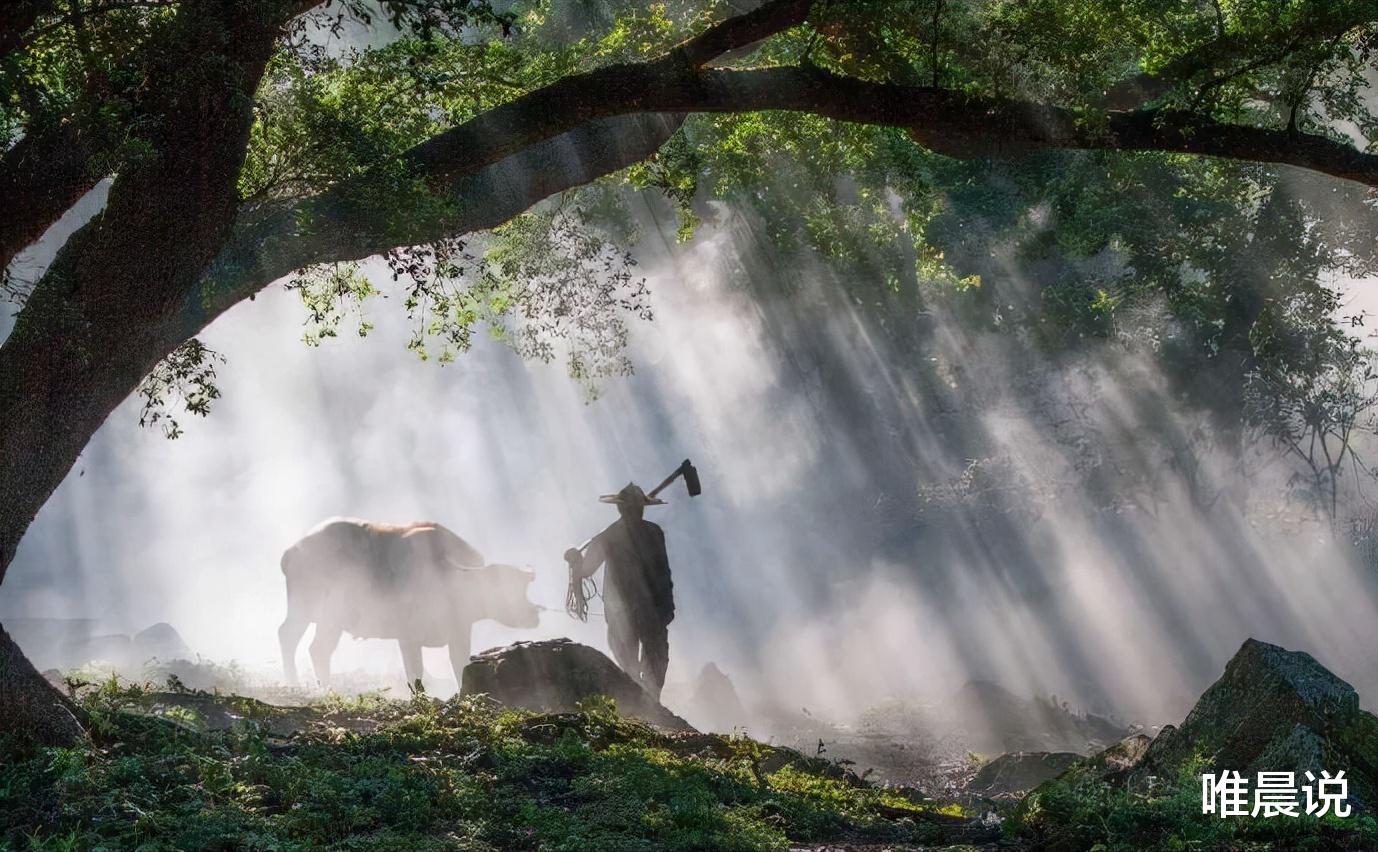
[1009,754,1378,851]
[0,679,975,851]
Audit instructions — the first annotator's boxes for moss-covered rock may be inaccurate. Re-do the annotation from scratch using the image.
[462,639,695,731]
[967,751,1081,796]
[1011,639,1378,851]
[1086,733,1153,784]
[1138,638,1378,807]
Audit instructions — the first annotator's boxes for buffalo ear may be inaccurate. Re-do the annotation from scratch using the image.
[478,563,533,583]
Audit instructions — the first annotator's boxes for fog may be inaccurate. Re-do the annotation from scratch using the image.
[6,182,1378,732]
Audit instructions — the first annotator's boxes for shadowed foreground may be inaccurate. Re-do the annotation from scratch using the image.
[9,639,1378,849]
[0,680,991,850]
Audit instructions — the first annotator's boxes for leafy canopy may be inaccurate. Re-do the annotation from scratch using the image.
[5,0,1377,451]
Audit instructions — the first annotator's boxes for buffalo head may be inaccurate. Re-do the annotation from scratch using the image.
[452,563,541,629]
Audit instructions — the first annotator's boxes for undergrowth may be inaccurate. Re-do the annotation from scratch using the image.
[1010,755,1378,851]
[0,680,966,850]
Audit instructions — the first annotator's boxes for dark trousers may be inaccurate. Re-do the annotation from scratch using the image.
[607,610,669,699]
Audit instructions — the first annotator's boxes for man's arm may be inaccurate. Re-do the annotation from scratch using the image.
[573,536,608,581]
[568,521,619,580]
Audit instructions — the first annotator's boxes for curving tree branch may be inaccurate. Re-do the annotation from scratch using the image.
[7,0,1378,569]
[180,61,1378,347]
[0,119,107,275]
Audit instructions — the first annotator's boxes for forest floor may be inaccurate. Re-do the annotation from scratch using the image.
[0,678,1006,850]
[6,671,1376,850]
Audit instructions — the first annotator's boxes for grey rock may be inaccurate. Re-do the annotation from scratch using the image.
[1138,638,1378,807]
[460,639,694,732]
[967,751,1081,795]
[683,662,746,733]
[948,679,1128,755]
[133,623,193,661]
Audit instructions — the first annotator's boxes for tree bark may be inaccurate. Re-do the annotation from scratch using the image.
[0,119,107,275]
[0,0,291,746]
[0,623,83,747]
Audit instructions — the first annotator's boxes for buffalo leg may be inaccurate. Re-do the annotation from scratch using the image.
[309,623,342,686]
[447,628,471,691]
[278,614,309,685]
[398,639,424,692]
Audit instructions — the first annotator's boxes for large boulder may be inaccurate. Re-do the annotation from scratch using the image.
[461,639,694,732]
[5,618,99,670]
[1084,733,1153,785]
[967,751,1081,796]
[1138,638,1378,807]
[132,623,193,662]
[8,618,195,673]
[680,662,747,733]
[947,679,1128,755]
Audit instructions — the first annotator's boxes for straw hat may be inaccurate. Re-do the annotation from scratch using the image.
[599,482,666,506]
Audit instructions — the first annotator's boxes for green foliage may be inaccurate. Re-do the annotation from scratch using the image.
[479,199,650,389]
[1,1,177,148]
[1012,756,1378,851]
[287,261,379,345]
[135,338,226,440]
[333,0,515,42]
[676,75,1378,486]
[286,185,650,394]
[0,683,964,850]
[239,28,574,206]
[626,130,702,242]
[12,0,1378,452]
[1245,330,1378,520]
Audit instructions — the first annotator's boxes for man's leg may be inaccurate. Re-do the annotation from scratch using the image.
[605,611,641,681]
[639,620,670,700]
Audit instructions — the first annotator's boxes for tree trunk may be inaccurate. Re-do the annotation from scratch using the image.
[0,294,183,746]
[0,264,215,747]
[0,622,83,746]
[0,1,288,747]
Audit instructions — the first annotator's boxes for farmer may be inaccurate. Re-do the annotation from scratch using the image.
[566,483,674,698]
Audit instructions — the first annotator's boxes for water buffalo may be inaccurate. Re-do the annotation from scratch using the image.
[279,517,541,688]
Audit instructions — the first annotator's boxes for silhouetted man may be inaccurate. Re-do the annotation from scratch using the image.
[567,483,674,698]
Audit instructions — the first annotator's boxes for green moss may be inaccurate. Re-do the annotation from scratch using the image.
[1,682,965,850]
[1011,758,1378,851]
